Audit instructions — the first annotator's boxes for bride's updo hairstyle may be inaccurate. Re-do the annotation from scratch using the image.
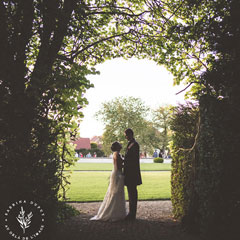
[111,141,122,152]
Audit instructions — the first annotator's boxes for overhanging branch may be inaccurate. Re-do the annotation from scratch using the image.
[175,81,200,95]
[70,30,132,60]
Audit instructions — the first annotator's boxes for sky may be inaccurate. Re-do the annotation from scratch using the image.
[79,57,186,138]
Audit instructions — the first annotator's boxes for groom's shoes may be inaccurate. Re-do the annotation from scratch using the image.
[124,214,136,221]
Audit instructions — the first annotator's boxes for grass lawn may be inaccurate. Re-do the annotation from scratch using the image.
[66,162,172,171]
[64,171,171,202]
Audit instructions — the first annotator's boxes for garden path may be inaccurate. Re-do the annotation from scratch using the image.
[55,201,201,240]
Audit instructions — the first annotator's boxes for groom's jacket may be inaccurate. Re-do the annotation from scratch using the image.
[123,139,142,186]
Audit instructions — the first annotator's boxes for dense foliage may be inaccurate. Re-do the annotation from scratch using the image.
[96,96,169,156]
[171,96,240,239]
[0,1,153,237]
[169,102,199,223]
[1,0,240,238]
[193,96,240,238]
[168,1,240,238]
[96,96,155,155]
[152,105,173,151]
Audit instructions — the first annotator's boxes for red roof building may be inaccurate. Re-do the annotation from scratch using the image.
[73,138,91,150]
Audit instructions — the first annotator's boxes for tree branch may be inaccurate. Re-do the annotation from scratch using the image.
[32,0,77,86]
[87,4,151,16]
[70,30,132,60]
[175,81,199,95]
[86,9,150,18]
[50,0,78,59]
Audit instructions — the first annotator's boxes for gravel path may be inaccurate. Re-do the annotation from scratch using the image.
[55,201,202,240]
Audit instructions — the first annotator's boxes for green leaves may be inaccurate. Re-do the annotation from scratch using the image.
[96,97,173,155]
[96,96,150,155]
[152,105,173,150]
[170,102,199,220]
[2,1,239,233]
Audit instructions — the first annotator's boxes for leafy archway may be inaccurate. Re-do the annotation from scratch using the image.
[1,1,239,239]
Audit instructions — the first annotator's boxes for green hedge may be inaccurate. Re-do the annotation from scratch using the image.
[169,102,199,223]
[170,96,240,239]
[193,96,240,238]
[153,157,164,163]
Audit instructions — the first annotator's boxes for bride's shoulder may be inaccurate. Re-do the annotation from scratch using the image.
[113,151,122,160]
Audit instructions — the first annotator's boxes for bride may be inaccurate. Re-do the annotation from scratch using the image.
[90,141,126,221]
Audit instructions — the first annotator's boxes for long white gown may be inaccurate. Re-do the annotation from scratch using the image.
[90,152,126,221]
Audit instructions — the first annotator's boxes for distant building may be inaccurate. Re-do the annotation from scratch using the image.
[90,136,103,149]
[73,136,105,157]
[73,138,91,150]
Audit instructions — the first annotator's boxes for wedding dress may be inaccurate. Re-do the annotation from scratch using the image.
[90,152,126,221]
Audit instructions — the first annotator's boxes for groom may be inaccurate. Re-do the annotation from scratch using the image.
[123,128,142,220]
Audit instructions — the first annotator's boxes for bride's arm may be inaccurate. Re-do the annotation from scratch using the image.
[113,152,118,169]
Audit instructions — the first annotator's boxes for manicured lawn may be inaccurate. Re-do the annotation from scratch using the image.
[66,162,171,171]
[64,171,171,202]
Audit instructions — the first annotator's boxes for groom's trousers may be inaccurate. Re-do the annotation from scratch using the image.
[127,184,138,218]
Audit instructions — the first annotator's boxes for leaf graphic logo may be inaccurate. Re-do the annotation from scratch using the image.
[4,200,45,239]
[16,206,33,234]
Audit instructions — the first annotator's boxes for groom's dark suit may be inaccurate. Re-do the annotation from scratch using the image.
[123,138,142,218]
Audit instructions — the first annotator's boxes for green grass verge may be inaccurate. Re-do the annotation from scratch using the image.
[66,162,171,171]
[64,171,171,202]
